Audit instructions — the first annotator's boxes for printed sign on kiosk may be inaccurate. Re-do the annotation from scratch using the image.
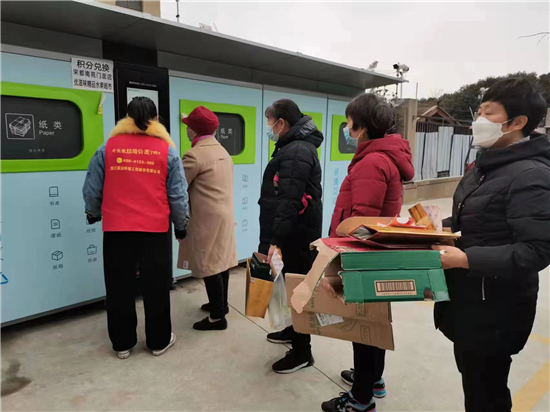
[0,82,104,173]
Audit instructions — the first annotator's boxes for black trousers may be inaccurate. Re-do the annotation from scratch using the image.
[454,345,513,412]
[103,231,172,352]
[282,325,312,355]
[351,343,386,404]
[204,269,230,320]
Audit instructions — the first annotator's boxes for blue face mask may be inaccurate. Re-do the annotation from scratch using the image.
[266,120,281,143]
[344,126,358,148]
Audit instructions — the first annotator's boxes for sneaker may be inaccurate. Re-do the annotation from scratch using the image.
[193,317,228,331]
[117,350,131,360]
[341,370,386,398]
[373,379,386,398]
[321,392,376,412]
[152,333,176,356]
[272,350,314,374]
[200,303,229,315]
[341,369,355,385]
[267,330,292,344]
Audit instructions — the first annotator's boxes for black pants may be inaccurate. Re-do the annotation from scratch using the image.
[454,345,513,412]
[351,343,386,405]
[103,231,172,352]
[281,325,311,355]
[204,269,230,320]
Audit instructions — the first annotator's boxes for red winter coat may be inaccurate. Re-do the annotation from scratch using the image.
[329,134,414,236]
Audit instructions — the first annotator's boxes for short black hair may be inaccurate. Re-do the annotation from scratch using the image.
[265,99,303,127]
[345,93,396,139]
[127,96,158,131]
[482,78,547,137]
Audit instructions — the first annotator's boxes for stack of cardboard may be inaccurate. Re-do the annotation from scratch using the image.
[287,214,460,350]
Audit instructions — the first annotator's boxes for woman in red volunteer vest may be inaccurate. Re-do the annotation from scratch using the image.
[322,94,414,412]
[83,97,189,360]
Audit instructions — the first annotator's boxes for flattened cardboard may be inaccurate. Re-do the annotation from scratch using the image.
[336,217,459,249]
[287,274,394,350]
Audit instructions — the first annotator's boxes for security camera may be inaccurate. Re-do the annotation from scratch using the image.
[393,63,410,78]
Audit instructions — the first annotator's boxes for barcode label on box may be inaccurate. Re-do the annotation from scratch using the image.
[375,280,417,296]
[316,313,345,327]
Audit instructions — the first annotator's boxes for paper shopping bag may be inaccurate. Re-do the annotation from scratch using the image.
[245,258,274,318]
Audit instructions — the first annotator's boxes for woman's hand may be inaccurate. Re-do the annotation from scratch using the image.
[266,245,282,263]
[432,245,469,270]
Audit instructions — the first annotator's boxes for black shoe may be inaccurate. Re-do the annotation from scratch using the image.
[321,392,376,412]
[267,330,292,344]
[272,350,314,374]
[341,369,355,385]
[200,303,229,314]
[193,317,228,331]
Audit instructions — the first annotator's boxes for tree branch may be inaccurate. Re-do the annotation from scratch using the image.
[519,32,550,45]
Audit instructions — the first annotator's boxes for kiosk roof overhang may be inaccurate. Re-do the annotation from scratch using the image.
[1,0,405,97]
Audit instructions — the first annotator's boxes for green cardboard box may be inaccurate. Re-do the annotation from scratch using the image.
[339,248,449,302]
[289,236,449,312]
[341,268,449,303]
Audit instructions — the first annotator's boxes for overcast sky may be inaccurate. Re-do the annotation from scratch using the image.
[160,1,549,98]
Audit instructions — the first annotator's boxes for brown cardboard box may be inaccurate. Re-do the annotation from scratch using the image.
[286,273,394,350]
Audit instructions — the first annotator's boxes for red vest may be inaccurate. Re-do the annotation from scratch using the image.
[103,134,170,232]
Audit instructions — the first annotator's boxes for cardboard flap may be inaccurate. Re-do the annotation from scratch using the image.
[364,224,460,240]
[335,217,392,237]
[290,241,338,314]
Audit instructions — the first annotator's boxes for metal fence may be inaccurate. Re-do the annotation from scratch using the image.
[413,119,477,181]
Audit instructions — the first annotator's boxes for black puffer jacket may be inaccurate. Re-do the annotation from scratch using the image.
[258,116,323,274]
[436,134,550,354]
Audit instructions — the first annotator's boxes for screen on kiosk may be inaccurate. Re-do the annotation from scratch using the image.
[127,88,159,112]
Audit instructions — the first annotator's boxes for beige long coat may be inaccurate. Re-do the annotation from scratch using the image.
[177,137,237,278]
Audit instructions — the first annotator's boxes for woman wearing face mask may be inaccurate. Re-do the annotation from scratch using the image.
[322,93,414,412]
[433,78,550,412]
[178,106,237,331]
[259,99,323,374]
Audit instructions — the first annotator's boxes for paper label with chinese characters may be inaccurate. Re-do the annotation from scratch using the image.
[316,313,345,327]
[71,58,114,93]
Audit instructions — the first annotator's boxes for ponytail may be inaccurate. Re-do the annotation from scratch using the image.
[127,96,158,131]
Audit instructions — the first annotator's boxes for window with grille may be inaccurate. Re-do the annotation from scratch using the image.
[115,1,143,12]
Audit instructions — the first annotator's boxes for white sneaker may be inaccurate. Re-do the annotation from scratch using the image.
[152,333,176,356]
[117,350,131,360]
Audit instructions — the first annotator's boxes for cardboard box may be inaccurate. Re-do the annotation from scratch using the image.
[286,273,394,350]
[291,237,449,304]
[341,269,449,303]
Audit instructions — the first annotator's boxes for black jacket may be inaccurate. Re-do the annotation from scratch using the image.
[436,134,550,354]
[258,116,323,274]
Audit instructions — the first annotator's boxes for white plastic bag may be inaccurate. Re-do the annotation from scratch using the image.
[268,250,292,330]
[268,272,292,330]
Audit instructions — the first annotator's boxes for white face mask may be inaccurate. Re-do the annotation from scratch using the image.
[471,117,513,148]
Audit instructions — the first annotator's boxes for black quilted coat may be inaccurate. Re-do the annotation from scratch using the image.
[258,116,323,275]
[436,134,550,354]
